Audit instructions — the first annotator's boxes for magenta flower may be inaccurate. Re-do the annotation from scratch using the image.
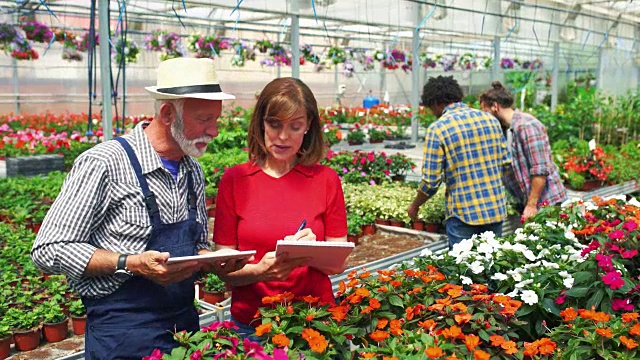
[622,249,638,259]
[554,293,566,305]
[612,298,634,311]
[273,348,289,360]
[558,213,568,219]
[190,350,203,360]
[595,254,614,272]
[602,271,624,290]
[623,220,638,232]
[142,349,164,360]
[608,229,625,240]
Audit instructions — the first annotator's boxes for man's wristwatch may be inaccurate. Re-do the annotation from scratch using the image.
[114,254,134,280]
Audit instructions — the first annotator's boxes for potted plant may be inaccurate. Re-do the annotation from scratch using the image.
[346,213,363,245]
[388,153,416,182]
[419,187,446,233]
[0,320,10,360]
[359,212,376,235]
[202,273,226,305]
[5,308,42,351]
[68,299,86,335]
[367,126,387,144]
[346,126,366,146]
[39,300,69,343]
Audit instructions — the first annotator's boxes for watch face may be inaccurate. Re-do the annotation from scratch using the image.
[114,270,132,281]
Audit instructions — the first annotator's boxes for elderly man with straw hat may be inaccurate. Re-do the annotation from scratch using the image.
[31,58,249,359]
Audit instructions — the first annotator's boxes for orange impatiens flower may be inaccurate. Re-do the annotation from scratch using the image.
[425,346,444,359]
[271,333,290,347]
[501,340,518,355]
[560,307,578,322]
[407,287,422,295]
[418,319,436,332]
[454,313,473,325]
[490,334,505,346]
[464,334,481,351]
[620,336,639,350]
[629,323,640,337]
[444,356,460,360]
[622,312,640,323]
[389,319,403,336]
[592,312,610,323]
[359,352,376,358]
[306,314,314,321]
[442,325,464,340]
[470,283,488,294]
[595,327,613,338]
[376,318,389,329]
[359,271,371,279]
[390,280,403,287]
[536,338,557,355]
[382,357,398,360]
[428,297,452,312]
[301,328,328,353]
[255,323,272,336]
[473,350,490,360]
[300,295,320,304]
[369,330,390,342]
[579,309,597,320]
[449,302,468,313]
[328,305,349,322]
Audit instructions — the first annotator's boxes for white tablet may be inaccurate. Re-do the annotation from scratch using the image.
[166,250,256,264]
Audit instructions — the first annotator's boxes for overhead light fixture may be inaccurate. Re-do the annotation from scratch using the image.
[560,5,581,42]
[502,3,521,34]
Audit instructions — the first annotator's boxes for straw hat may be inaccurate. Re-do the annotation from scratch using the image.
[145,58,235,101]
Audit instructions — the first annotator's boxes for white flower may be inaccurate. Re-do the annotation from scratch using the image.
[508,270,522,282]
[604,195,626,201]
[538,249,550,258]
[477,242,494,255]
[501,242,513,251]
[585,202,598,211]
[561,198,579,208]
[536,244,543,250]
[558,271,570,278]
[628,197,640,208]
[506,289,519,297]
[420,248,433,257]
[541,260,559,269]
[450,239,474,258]
[460,276,473,285]
[469,261,484,274]
[565,231,576,240]
[528,235,540,241]
[491,273,508,281]
[561,254,569,261]
[522,250,537,261]
[521,290,539,305]
[524,261,541,270]
[515,279,534,288]
[563,276,574,289]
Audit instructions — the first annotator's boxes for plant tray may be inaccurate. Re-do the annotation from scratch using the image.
[565,179,640,201]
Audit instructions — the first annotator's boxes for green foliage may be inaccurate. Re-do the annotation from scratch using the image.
[69,299,86,317]
[37,300,67,324]
[203,273,226,293]
[345,127,366,144]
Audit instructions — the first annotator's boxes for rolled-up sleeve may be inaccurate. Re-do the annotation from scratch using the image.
[419,128,444,197]
[31,156,109,282]
[520,122,551,176]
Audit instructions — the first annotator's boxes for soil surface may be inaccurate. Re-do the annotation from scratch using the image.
[345,232,430,268]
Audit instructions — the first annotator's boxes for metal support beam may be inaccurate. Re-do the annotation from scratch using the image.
[596,46,605,94]
[492,36,501,82]
[99,0,113,140]
[411,6,421,143]
[551,42,560,111]
[291,15,300,78]
[290,1,300,79]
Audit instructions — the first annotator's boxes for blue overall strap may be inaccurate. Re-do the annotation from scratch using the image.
[186,171,197,212]
[113,137,162,225]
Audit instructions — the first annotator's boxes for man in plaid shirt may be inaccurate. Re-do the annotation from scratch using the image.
[408,76,511,249]
[480,81,566,221]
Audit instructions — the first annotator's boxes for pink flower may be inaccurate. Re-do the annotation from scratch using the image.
[595,254,614,272]
[609,230,625,240]
[612,298,634,311]
[622,250,638,259]
[602,271,625,290]
[559,213,568,219]
[142,349,164,360]
[273,348,289,360]
[555,293,566,305]
[623,220,638,232]
[190,350,203,360]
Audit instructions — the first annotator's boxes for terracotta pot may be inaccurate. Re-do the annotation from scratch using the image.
[43,318,69,343]
[361,223,375,235]
[71,315,86,335]
[375,219,390,226]
[412,220,425,231]
[391,174,406,182]
[207,207,216,218]
[14,328,41,351]
[0,335,10,360]
[348,141,363,146]
[203,290,225,305]
[425,223,440,233]
[389,220,405,228]
[369,139,383,144]
[347,234,359,246]
[581,180,602,191]
[205,196,215,207]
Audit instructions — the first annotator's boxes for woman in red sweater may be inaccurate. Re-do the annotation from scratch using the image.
[213,77,348,338]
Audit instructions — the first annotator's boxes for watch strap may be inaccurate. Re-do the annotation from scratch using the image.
[116,254,128,271]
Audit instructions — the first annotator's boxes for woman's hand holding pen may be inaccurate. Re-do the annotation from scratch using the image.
[283,219,316,241]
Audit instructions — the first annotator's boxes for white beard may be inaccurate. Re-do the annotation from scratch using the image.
[170,112,212,158]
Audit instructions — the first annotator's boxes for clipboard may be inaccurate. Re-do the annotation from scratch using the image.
[166,250,256,264]
[275,240,354,275]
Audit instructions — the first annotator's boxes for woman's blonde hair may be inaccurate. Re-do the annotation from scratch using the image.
[248,78,324,166]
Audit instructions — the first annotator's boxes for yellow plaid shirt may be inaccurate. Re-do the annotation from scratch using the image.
[419,102,510,225]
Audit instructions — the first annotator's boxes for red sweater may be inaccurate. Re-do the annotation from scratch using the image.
[213,162,347,325]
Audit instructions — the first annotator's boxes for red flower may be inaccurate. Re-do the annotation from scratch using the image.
[612,298,634,311]
[602,271,624,290]
[622,250,638,259]
[608,229,625,240]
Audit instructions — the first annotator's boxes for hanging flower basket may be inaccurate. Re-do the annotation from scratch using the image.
[114,37,140,64]
[188,34,230,59]
[145,30,184,61]
[21,20,53,43]
[254,39,274,53]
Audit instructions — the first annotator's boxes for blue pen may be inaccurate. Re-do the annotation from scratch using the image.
[296,219,307,233]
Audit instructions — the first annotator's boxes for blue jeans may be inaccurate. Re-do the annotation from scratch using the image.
[445,217,502,250]
[231,316,264,344]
